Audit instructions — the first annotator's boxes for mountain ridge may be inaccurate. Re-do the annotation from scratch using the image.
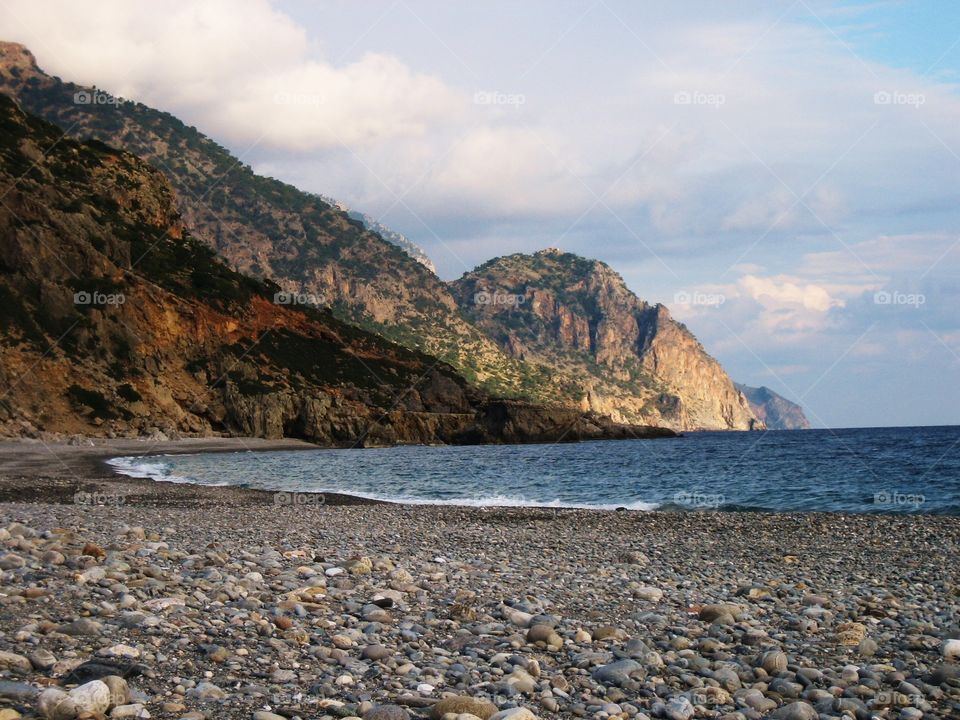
[0,93,673,445]
[0,40,760,431]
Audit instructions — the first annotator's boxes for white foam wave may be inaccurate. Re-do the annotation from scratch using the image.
[106,456,192,484]
[105,456,660,510]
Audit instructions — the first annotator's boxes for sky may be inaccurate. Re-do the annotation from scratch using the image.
[1,0,959,428]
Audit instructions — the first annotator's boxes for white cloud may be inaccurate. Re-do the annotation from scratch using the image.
[0,0,463,150]
[739,274,841,313]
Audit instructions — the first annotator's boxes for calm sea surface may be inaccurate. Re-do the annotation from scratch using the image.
[108,426,960,514]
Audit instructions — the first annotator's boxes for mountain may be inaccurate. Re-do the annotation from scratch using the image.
[451,249,760,430]
[0,41,548,402]
[0,94,673,445]
[735,384,811,430]
[0,41,759,431]
[322,195,437,274]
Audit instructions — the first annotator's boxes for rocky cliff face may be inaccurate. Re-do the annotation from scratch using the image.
[0,41,758,432]
[0,95,672,444]
[735,384,811,430]
[452,249,761,430]
[0,41,548,402]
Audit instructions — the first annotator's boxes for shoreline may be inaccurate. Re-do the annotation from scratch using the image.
[1,438,959,718]
[1,436,957,515]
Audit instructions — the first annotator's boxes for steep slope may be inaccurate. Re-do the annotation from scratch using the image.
[0,95,671,444]
[451,249,761,430]
[735,384,811,430]
[0,41,548,400]
[317,192,437,274]
[0,41,755,431]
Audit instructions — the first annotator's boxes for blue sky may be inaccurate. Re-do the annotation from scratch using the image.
[3,0,959,428]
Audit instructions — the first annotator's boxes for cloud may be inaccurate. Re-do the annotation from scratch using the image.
[0,0,463,150]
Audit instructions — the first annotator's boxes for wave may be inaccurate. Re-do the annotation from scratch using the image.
[106,456,216,485]
[105,456,660,510]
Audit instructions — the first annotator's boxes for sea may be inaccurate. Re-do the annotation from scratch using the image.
[107,425,960,515]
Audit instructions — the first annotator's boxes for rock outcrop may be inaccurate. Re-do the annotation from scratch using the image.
[735,384,811,430]
[452,249,761,430]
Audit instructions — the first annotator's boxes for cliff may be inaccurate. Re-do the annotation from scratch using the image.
[0,40,760,432]
[451,249,761,430]
[0,41,550,403]
[0,95,673,445]
[735,384,811,430]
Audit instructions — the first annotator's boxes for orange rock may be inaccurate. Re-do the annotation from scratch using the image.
[82,543,106,559]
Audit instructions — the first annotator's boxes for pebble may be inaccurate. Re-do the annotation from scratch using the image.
[431,697,498,719]
[0,506,953,720]
[362,706,410,720]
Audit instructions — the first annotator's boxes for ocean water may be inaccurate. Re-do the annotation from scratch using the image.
[107,426,960,515]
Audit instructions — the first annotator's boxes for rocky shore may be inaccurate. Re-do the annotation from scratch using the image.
[0,445,958,720]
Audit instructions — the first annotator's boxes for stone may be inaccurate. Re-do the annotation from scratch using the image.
[38,687,80,720]
[592,659,642,687]
[67,680,111,715]
[943,638,960,661]
[0,553,25,570]
[363,706,411,720]
[110,704,148,718]
[57,619,102,636]
[699,604,744,625]
[0,709,22,720]
[253,713,287,720]
[858,637,878,657]
[187,682,226,701]
[29,649,57,670]
[430,697,498,720]
[506,668,537,694]
[770,701,818,720]
[362,644,392,661]
[526,624,562,649]
[102,675,130,708]
[633,586,663,602]
[0,680,37,703]
[836,622,867,646]
[489,709,538,720]
[593,625,621,640]
[0,651,32,673]
[664,696,694,720]
[344,555,373,575]
[758,650,788,674]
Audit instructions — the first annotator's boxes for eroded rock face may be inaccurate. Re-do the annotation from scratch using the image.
[0,96,675,446]
[736,383,812,429]
[452,249,761,430]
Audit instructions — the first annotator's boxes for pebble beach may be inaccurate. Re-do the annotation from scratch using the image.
[0,441,959,720]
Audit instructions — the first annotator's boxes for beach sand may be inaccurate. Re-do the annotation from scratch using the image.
[0,438,958,719]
